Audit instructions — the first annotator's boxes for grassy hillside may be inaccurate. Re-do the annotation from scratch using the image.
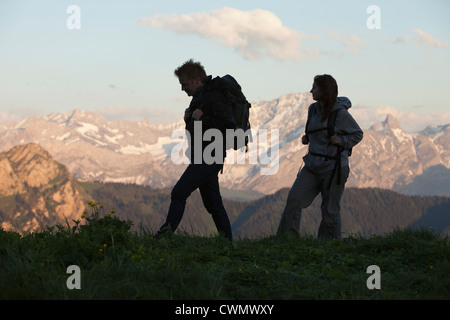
[0,208,448,300]
[75,181,450,239]
[75,180,248,236]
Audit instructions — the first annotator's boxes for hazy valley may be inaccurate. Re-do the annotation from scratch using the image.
[0,92,449,197]
[0,143,449,237]
[0,91,449,236]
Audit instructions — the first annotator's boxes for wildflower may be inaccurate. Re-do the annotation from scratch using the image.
[81,214,86,219]
[99,248,103,252]
[110,210,116,214]
[103,243,108,248]
[429,265,433,269]
[88,201,98,207]
[100,205,104,209]
[238,268,242,272]
[159,258,164,262]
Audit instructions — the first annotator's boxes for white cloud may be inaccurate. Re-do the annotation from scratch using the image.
[139,7,317,62]
[414,28,449,50]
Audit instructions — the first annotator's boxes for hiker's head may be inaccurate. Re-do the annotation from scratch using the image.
[311,74,338,121]
[174,59,207,96]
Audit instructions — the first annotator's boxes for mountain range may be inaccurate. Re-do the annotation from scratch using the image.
[0,92,448,197]
[1,143,449,237]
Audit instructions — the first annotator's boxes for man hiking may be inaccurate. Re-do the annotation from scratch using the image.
[157,59,235,241]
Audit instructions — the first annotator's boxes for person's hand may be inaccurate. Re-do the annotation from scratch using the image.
[330,135,340,145]
[192,109,203,120]
[301,135,309,145]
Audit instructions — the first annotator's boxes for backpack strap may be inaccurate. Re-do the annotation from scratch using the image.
[305,107,311,139]
[306,108,340,137]
[327,109,339,137]
[325,109,343,190]
[305,108,344,190]
[305,107,323,137]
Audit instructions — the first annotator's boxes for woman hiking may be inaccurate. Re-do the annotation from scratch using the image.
[277,74,363,239]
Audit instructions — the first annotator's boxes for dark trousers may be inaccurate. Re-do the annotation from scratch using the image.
[158,162,232,241]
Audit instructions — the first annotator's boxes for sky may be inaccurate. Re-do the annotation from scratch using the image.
[0,0,449,132]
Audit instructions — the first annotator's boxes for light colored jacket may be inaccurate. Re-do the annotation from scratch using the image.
[303,97,363,174]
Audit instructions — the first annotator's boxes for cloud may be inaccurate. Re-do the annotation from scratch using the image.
[96,106,180,124]
[325,30,367,55]
[391,36,410,44]
[139,7,317,62]
[414,28,449,50]
[0,108,44,125]
[374,29,448,52]
[0,112,23,124]
[351,105,450,132]
[376,35,410,45]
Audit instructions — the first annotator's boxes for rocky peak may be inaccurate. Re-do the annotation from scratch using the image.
[1,143,67,194]
[383,114,402,129]
[370,114,402,131]
[0,94,448,197]
[0,143,84,234]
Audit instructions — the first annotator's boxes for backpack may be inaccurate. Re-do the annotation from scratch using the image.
[217,75,252,151]
[305,108,351,190]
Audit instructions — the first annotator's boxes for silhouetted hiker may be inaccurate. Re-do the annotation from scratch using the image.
[278,74,363,239]
[157,59,235,241]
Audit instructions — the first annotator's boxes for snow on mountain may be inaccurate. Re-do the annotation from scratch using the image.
[0,95,449,196]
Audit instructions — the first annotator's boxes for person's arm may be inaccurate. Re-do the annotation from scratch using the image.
[333,109,363,149]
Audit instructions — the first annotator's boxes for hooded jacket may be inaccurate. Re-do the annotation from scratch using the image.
[303,97,363,174]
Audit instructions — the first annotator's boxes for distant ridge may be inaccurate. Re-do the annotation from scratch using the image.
[1,143,449,237]
[0,92,449,196]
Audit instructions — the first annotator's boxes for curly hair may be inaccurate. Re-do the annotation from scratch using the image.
[174,59,208,82]
[314,74,338,122]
